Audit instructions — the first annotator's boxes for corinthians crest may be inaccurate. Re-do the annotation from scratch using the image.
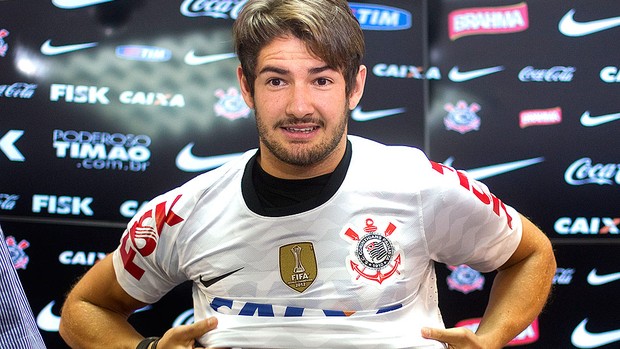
[340,217,404,286]
[279,242,317,293]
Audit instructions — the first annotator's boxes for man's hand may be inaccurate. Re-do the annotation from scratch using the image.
[155,317,218,349]
[421,327,486,349]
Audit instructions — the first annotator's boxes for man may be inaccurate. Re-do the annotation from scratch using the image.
[59,0,556,348]
[0,224,47,349]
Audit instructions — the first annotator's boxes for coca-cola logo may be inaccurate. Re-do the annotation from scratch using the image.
[180,0,247,19]
[565,157,620,186]
[0,83,37,98]
[519,66,575,82]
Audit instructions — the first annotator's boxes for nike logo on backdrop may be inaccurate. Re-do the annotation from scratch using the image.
[36,301,61,332]
[580,111,620,127]
[559,9,620,37]
[176,143,244,172]
[351,106,406,122]
[52,0,113,9]
[184,51,237,66]
[587,269,620,286]
[444,157,545,180]
[200,267,244,288]
[572,319,620,348]
[448,66,505,82]
[40,39,98,55]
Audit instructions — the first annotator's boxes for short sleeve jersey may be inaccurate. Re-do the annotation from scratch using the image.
[112,136,522,349]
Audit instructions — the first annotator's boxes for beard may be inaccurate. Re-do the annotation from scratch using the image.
[255,105,349,167]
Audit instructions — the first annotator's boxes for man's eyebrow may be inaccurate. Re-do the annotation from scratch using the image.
[258,65,333,76]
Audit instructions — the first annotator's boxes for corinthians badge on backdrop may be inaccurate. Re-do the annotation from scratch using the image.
[279,242,317,293]
[340,217,404,286]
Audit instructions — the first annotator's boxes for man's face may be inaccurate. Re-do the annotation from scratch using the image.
[237,35,366,178]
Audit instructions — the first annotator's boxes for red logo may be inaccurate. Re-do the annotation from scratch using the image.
[448,2,529,40]
[120,194,184,280]
[340,217,403,286]
[455,317,540,346]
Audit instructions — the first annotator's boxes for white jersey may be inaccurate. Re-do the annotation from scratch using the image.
[113,136,522,349]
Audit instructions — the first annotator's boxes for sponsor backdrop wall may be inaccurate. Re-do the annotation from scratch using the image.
[0,1,618,348]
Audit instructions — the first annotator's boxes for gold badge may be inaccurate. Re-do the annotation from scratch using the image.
[279,242,317,293]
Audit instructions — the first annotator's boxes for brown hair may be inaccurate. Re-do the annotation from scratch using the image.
[233,0,365,96]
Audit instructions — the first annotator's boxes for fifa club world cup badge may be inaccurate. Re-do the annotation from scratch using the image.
[279,242,318,293]
[340,217,403,286]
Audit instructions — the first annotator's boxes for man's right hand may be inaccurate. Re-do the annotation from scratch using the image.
[156,317,219,349]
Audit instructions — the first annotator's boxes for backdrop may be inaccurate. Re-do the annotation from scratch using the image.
[0,0,618,348]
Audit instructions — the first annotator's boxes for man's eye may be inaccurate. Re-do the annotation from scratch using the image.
[268,78,282,86]
[316,78,329,86]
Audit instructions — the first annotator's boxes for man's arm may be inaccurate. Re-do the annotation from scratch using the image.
[422,214,556,349]
[59,254,218,349]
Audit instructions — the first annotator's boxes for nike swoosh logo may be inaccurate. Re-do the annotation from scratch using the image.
[200,267,243,288]
[559,9,620,37]
[36,301,61,332]
[448,66,505,82]
[572,318,620,348]
[184,50,237,66]
[351,106,406,122]
[444,157,545,180]
[40,39,98,55]
[580,111,620,127]
[176,143,244,172]
[587,269,620,286]
[52,0,113,9]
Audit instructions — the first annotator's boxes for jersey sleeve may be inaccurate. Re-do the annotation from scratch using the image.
[112,188,190,304]
[420,160,523,272]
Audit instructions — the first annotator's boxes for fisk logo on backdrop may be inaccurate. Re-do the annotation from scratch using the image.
[32,195,94,216]
[349,3,412,31]
[449,2,529,40]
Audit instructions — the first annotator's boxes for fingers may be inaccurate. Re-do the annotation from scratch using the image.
[421,326,477,348]
[181,317,218,339]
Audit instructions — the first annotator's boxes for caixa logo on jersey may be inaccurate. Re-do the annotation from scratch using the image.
[349,3,412,30]
[564,157,620,186]
[53,129,151,172]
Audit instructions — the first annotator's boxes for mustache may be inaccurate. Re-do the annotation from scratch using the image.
[274,117,325,128]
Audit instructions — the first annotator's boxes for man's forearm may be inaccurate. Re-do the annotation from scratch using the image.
[476,232,555,348]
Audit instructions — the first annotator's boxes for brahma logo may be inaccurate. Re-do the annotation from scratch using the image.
[456,317,539,345]
[119,195,184,280]
[449,2,529,40]
[519,107,562,128]
[349,3,412,31]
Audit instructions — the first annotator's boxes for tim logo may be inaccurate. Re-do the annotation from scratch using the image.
[340,217,403,286]
[349,3,412,31]
[119,195,184,280]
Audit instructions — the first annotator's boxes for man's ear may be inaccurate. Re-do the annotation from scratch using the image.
[237,65,255,109]
[348,65,367,110]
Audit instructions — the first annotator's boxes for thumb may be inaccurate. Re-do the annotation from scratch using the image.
[175,317,218,340]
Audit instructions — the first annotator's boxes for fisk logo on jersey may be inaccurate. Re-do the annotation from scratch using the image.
[340,217,403,286]
[349,3,412,31]
[449,2,529,40]
[430,161,514,229]
[120,195,184,280]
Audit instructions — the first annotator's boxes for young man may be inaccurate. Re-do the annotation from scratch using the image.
[59,0,556,348]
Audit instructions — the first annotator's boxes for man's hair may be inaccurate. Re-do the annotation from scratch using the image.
[233,0,365,96]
